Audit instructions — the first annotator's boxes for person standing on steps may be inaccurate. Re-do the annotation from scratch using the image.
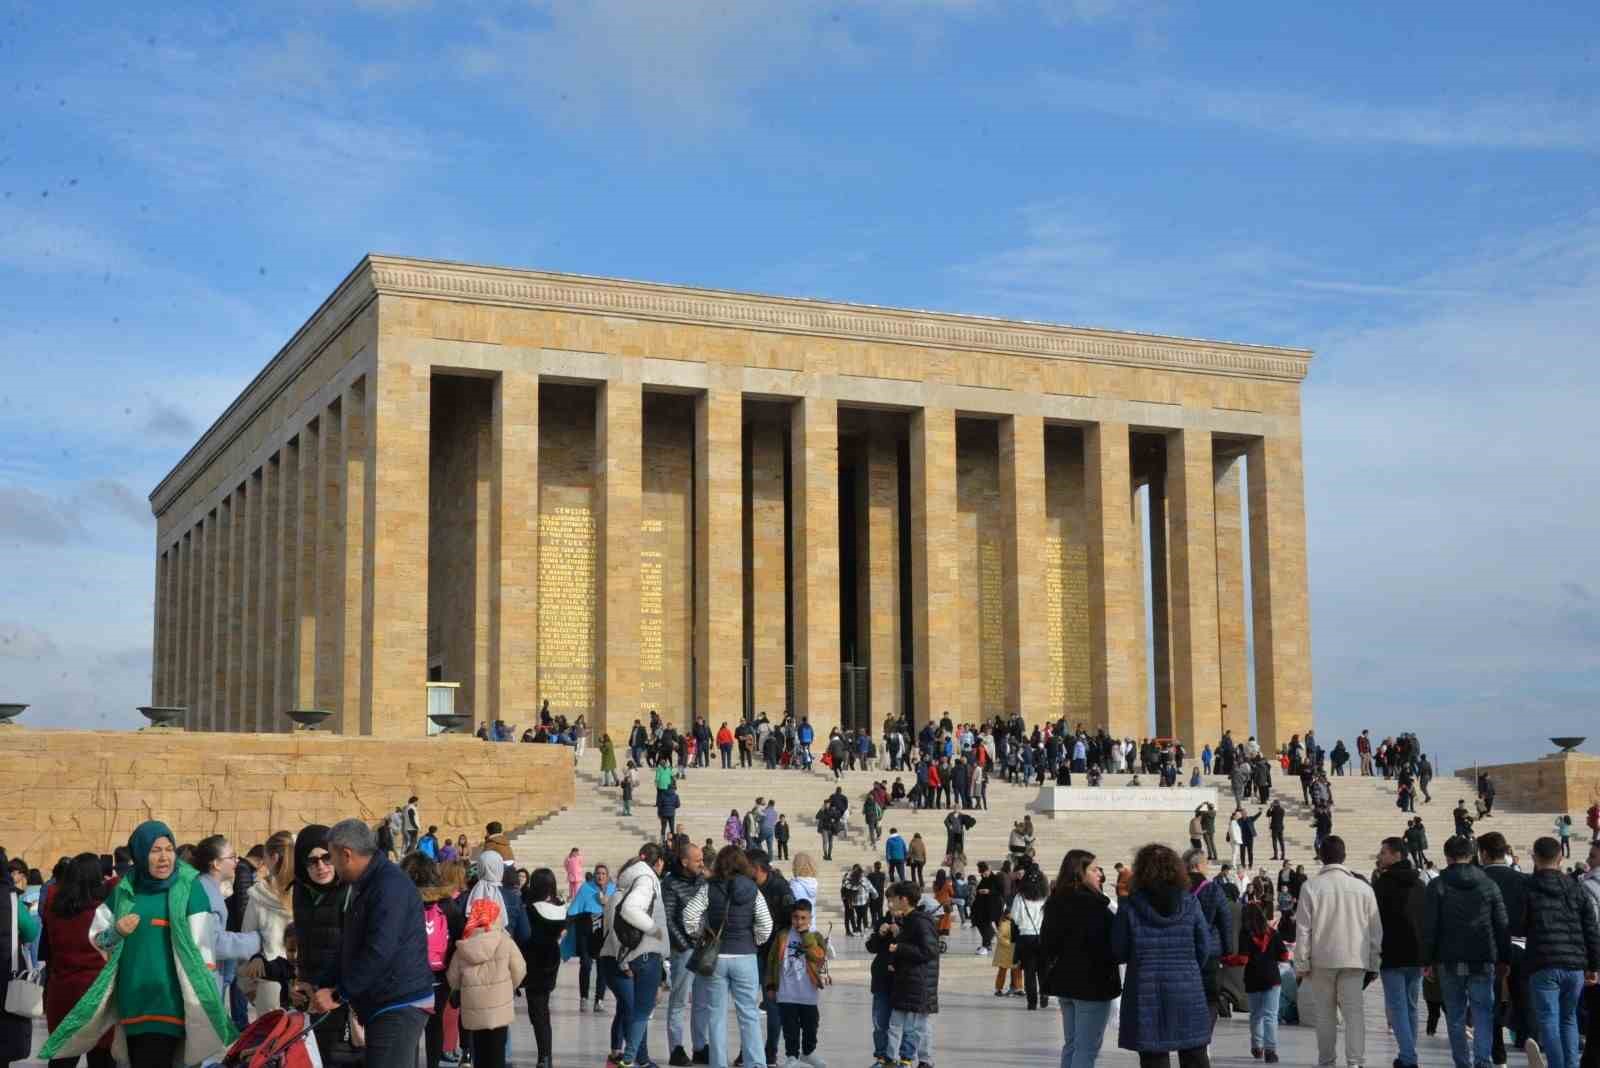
[600,733,619,786]
[1200,804,1218,862]
[908,834,927,888]
[775,814,791,861]
[657,780,681,844]
[884,829,908,883]
[1267,800,1286,861]
[973,860,1005,956]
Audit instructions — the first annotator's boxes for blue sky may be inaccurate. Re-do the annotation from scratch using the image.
[2,2,1596,767]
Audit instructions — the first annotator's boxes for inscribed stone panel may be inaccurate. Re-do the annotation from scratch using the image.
[538,385,598,718]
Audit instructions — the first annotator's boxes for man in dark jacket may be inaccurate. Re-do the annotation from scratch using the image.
[1522,836,1600,1068]
[662,841,709,1066]
[748,849,794,1068]
[1479,831,1532,1063]
[1267,800,1286,861]
[866,889,918,1065]
[973,861,1006,953]
[1184,848,1234,1026]
[884,880,939,1066]
[313,819,433,1066]
[1375,837,1427,1068]
[1422,834,1511,1068]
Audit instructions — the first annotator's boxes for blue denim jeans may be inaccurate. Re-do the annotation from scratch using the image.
[622,952,663,1063]
[872,990,918,1061]
[1528,968,1585,1068]
[886,1009,933,1064]
[704,954,764,1068]
[599,956,633,1053]
[1058,997,1112,1068]
[1381,967,1423,1066]
[668,948,711,1053]
[1439,967,1498,1068]
[1248,987,1282,1053]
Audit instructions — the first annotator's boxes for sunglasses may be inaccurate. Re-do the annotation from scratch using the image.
[306,853,333,866]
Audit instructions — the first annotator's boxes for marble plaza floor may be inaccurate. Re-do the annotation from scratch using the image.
[19,927,1543,1067]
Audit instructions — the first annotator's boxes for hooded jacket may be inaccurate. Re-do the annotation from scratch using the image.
[1373,859,1425,968]
[1111,888,1211,1053]
[602,858,669,962]
[291,825,347,986]
[446,916,527,1030]
[1522,867,1600,974]
[1421,862,1510,966]
[889,906,941,1014]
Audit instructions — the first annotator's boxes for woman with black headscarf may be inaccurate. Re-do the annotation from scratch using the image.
[289,824,351,1059]
[40,820,234,1068]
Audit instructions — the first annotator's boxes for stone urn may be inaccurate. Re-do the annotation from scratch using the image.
[137,705,186,729]
[429,712,471,734]
[1551,736,1586,753]
[0,704,25,725]
[286,708,334,731]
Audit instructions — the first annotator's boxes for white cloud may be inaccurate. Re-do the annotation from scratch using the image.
[1037,73,1600,151]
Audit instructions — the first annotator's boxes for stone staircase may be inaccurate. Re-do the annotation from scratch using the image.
[509,752,1581,937]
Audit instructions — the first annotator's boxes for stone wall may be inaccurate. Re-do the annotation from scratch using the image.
[1457,752,1600,814]
[0,729,574,866]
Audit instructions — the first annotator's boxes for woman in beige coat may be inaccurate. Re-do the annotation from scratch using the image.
[240,830,294,1013]
[446,897,526,1068]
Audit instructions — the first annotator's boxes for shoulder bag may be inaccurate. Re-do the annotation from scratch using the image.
[4,894,44,1019]
[688,887,726,977]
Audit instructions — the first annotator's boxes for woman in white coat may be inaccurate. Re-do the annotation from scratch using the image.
[240,830,294,1012]
[1227,809,1245,869]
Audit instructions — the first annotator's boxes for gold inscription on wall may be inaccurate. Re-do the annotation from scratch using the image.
[1045,535,1067,709]
[640,518,665,705]
[1045,535,1092,716]
[538,506,596,712]
[979,536,1006,710]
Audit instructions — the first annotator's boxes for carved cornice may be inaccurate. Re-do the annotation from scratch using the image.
[368,255,1312,383]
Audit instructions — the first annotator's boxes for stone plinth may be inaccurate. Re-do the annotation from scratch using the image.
[1030,784,1218,817]
[0,729,575,864]
[1456,752,1600,814]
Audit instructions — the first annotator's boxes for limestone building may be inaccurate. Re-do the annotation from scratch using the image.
[147,255,1312,748]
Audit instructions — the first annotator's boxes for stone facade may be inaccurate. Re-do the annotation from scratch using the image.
[1460,753,1600,814]
[148,256,1314,749]
[0,729,574,865]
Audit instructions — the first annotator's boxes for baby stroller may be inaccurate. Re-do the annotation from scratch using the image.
[223,1010,325,1068]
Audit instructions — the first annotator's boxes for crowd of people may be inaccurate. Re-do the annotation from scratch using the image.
[7,716,1599,1068]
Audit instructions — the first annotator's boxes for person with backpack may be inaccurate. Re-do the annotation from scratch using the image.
[603,844,669,1068]
[521,868,567,1068]
[398,854,464,1068]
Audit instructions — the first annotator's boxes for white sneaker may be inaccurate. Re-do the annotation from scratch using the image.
[975,946,989,955]
[1526,1038,1545,1068]
[800,1054,828,1068]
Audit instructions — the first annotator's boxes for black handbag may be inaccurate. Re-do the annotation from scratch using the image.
[689,905,727,977]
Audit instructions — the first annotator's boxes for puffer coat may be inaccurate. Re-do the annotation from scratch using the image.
[1522,868,1600,974]
[890,907,941,1014]
[446,924,527,1031]
[1111,888,1212,1053]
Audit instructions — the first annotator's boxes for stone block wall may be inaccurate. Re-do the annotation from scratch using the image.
[0,729,574,867]
[1458,752,1600,814]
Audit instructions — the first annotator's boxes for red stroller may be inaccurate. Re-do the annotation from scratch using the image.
[223,1010,325,1068]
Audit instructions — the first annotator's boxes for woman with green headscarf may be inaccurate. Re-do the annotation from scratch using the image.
[40,820,235,1068]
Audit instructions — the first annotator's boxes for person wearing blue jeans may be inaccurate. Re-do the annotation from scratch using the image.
[706,954,766,1068]
[364,1006,429,1067]
[1522,836,1600,1068]
[1059,998,1112,1068]
[1374,839,1429,1068]
[620,952,664,1067]
[667,948,711,1059]
[1439,968,1498,1068]
[1422,835,1511,1068]
[1380,968,1424,1067]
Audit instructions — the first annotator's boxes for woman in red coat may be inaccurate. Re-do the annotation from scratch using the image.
[41,853,112,1068]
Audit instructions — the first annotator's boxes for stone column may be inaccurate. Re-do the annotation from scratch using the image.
[999,415,1051,724]
[274,441,300,732]
[1213,452,1251,739]
[296,421,322,711]
[152,549,168,706]
[490,369,540,731]
[695,387,743,725]
[314,401,344,721]
[210,498,232,732]
[745,418,788,718]
[226,482,249,731]
[175,533,190,715]
[790,395,840,739]
[910,406,960,729]
[1247,435,1313,752]
[1129,485,1150,727]
[365,363,431,737]
[191,519,208,730]
[1148,480,1173,737]
[1085,421,1141,739]
[241,468,266,731]
[595,378,643,741]
[255,458,280,732]
[1166,428,1222,752]
[860,423,902,727]
[338,384,368,736]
